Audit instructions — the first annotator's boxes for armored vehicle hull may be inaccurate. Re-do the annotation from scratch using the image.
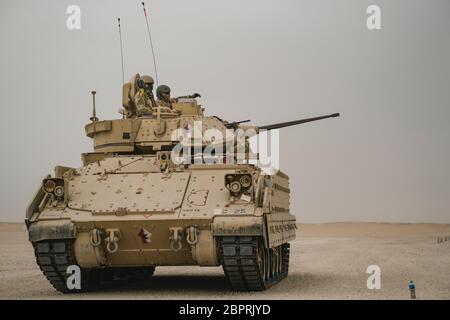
[27,155,296,292]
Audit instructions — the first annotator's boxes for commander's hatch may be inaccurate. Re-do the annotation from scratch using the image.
[68,172,191,215]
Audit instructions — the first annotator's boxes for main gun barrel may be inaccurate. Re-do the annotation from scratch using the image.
[258,113,340,131]
[225,119,251,128]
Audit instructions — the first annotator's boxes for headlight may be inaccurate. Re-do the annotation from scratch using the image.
[229,181,242,193]
[43,180,56,193]
[54,186,65,197]
[42,178,65,199]
[240,175,252,188]
[225,173,253,196]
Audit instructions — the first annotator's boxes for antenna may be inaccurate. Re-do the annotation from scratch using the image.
[90,91,98,122]
[118,18,125,84]
[141,1,159,86]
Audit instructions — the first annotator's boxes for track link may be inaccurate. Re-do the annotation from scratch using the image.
[32,240,155,293]
[219,236,290,291]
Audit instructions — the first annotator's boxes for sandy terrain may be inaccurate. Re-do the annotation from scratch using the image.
[1,222,449,300]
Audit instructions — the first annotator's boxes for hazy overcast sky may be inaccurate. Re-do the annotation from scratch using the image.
[1,0,449,222]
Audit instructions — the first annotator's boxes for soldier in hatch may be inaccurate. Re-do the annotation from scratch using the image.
[156,84,202,109]
[135,75,156,116]
[155,85,203,115]
[156,85,173,109]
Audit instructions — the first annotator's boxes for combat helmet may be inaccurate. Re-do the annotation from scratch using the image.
[156,85,171,99]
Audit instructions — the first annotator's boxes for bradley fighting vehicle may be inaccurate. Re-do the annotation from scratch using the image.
[25,73,339,292]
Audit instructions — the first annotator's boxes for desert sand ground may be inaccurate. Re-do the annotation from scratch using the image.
[1,222,449,300]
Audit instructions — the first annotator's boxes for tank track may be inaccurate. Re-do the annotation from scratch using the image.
[219,236,290,291]
[32,240,155,293]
